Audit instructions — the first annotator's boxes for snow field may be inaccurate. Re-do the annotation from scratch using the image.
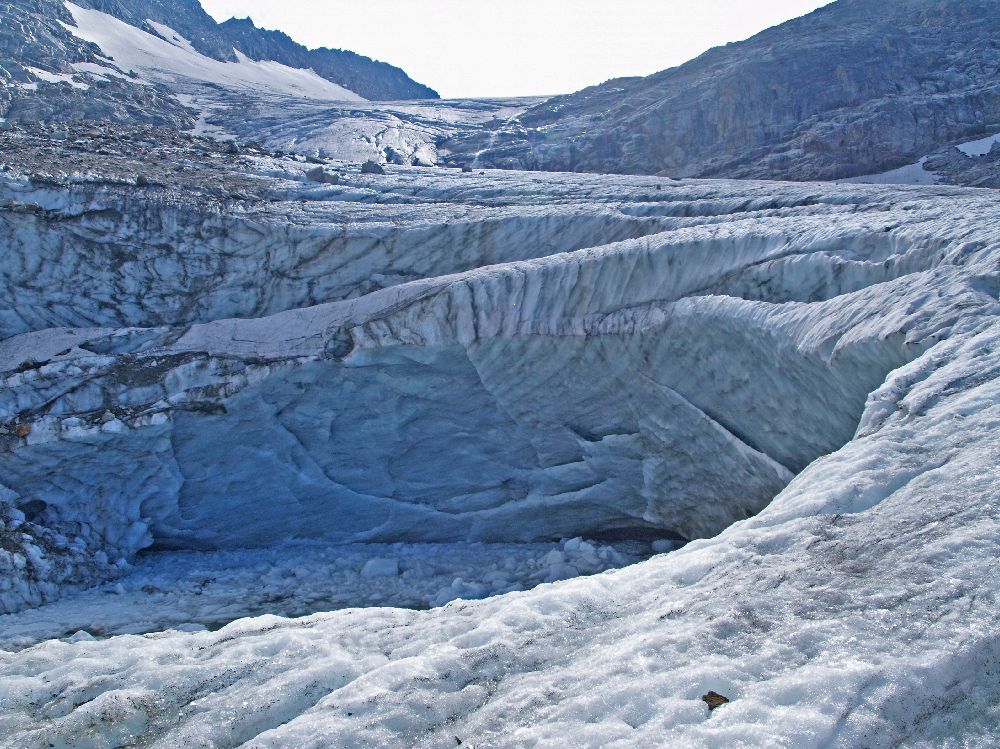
[62,2,365,102]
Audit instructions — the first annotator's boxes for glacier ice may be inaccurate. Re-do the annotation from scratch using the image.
[0,537,646,650]
[0,315,997,745]
[0,155,997,746]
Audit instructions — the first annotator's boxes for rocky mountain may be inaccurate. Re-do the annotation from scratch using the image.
[72,0,242,61]
[0,0,436,131]
[1,4,999,746]
[0,0,530,167]
[73,0,438,100]
[0,0,193,127]
[217,17,437,101]
[442,0,1000,184]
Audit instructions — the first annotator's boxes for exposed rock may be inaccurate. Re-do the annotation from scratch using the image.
[0,0,193,129]
[701,691,730,710]
[443,0,1000,184]
[216,15,438,100]
[73,0,437,100]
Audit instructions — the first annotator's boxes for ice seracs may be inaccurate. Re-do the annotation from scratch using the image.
[0,125,997,747]
[0,309,996,745]
[0,143,997,616]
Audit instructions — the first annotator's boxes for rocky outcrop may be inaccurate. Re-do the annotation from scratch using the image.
[0,0,193,127]
[923,140,1000,188]
[442,0,1000,183]
[0,0,436,132]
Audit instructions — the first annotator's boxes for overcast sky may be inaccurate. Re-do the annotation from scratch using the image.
[199,1,832,98]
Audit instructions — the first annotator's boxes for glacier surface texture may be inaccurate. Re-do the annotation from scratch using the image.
[0,143,997,747]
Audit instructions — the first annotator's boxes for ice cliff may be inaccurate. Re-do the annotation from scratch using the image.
[0,120,997,747]
[1,124,997,620]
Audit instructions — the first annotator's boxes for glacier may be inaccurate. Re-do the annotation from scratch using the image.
[0,128,998,746]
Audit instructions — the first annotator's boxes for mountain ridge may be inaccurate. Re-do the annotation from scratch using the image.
[76,0,438,99]
[0,0,437,127]
[442,0,1000,183]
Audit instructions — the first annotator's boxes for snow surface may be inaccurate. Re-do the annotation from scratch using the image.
[0,162,997,747]
[70,61,130,81]
[838,156,939,185]
[1,317,997,746]
[23,65,88,89]
[956,132,1000,157]
[62,2,365,102]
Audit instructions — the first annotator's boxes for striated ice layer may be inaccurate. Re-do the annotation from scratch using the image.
[0,172,675,338]
[0,298,997,748]
[0,157,997,746]
[0,165,997,616]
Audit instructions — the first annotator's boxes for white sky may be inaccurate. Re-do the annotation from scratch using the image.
[199,1,833,99]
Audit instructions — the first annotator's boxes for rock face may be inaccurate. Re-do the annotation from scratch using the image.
[923,140,1000,188]
[1,122,997,615]
[442,0,1000,183]
[74,0,247,62]
[83,0,437,100]
[0,0,193,127]
[71,0,438,100]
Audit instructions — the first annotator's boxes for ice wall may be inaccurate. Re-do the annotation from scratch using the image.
[1,169,996,613]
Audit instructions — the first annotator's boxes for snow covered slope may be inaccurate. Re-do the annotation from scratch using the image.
[63,2,365,102]
[0,0,441,143]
